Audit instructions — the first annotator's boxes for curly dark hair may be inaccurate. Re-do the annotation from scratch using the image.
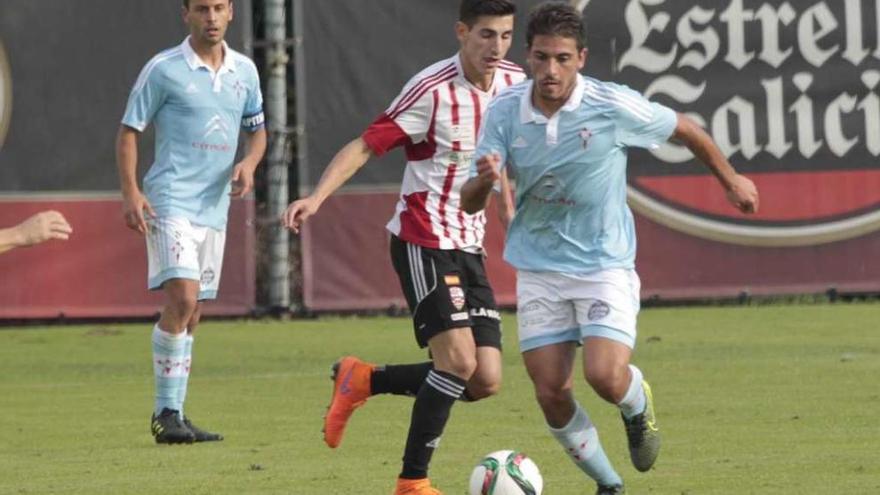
[526,2,586,50]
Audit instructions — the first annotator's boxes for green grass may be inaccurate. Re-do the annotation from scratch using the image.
[0,304,878,494]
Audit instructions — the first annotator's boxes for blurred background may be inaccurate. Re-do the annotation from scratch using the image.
[0,0,878,319]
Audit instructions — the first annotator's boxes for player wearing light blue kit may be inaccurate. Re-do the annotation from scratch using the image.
[116,0,266,444]
[462,3,759,494]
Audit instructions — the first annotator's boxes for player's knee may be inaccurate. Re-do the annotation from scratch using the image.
[533,384,569,410]
[167,294,199,320]
[466,378,500,401]
[444,355,478,380]
[584,364,629,403]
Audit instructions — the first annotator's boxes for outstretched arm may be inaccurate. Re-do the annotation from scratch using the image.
[0,211,72,254]
[672,113,759,214]
[282,137,374,233]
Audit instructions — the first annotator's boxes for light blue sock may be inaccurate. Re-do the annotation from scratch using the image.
[549,403,623,487]
[176,334,193,417]
[618,365,646,419]
[151,324,187,415]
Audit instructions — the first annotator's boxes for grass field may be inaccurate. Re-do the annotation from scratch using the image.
[0,304,878,494]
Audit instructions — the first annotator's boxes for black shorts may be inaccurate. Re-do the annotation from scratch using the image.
[389,235,502,350]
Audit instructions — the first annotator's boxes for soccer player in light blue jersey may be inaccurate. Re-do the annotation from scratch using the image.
[115,0,266,445]
[462,3,759,494]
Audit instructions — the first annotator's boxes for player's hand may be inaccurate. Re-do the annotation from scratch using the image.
[282,197,319,234]
[726,174,759,214]
[122,191,156,234]
[476,153,502,185]
[16,210,73,246]
[230,162,256,198]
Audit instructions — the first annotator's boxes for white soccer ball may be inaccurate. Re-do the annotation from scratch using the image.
[468,450,543,495]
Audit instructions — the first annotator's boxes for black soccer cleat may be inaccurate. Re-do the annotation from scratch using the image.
[151,408,195,444]
[596,484,626,495]
[621,380,661,472]
[183,416,224,442]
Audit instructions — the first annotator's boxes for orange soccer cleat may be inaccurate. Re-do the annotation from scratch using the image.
[323,355,375,448]
[393,478,443,495]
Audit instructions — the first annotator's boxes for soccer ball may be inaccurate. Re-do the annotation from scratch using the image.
[468,450,543,495]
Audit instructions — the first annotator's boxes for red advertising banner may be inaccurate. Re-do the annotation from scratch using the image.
[0,197,256,319]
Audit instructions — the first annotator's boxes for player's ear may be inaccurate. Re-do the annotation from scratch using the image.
[454,21,470,44]
[578,47,589,70]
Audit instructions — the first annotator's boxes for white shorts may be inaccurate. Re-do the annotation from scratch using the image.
[146,217,226,300]
[516,268,641,352]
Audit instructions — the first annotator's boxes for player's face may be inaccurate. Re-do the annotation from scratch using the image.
[527,35,587,105]
[456,15,515,77]
[183,0,233,46]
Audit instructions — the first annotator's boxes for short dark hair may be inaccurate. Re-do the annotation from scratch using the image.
[459,0,516,27]
[183,0,232,8]
[526,2,586,50]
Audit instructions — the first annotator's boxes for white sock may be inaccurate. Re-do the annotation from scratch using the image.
[549,403,623,487]
[618,364,646,418]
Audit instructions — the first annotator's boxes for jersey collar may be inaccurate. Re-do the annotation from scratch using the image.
[520,73,585,124]
[454,52,502,95]
[181,35,235,74]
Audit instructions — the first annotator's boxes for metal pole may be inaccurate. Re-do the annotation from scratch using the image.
[264,0,290,312]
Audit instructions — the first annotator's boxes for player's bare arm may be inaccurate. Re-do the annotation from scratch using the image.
[116,125,156,234]
[494,168,515,228]
[0,210,73,254]
[460,152,502,214]
[672,113,760,214]
[230,127,267,198]
[282,137,374,233]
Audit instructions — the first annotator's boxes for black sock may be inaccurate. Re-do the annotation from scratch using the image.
[371,362,433,396]
[399,370,466,479]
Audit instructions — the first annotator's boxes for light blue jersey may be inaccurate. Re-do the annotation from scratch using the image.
[122,37,264,229]
[475,74,677,273]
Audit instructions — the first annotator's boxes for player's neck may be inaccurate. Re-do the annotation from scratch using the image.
[189,37,226,71]
[531,89,569,118]
[460,55,494,92]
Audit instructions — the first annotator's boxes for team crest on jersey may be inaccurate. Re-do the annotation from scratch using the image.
[578,127,592,149]
[232,79,246,101]
[448,286,465,311]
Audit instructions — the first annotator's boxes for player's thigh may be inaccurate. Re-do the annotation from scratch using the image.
[516,271,580,353]
[462,252,502,350]
[572,269,641,350]
[522,341,578,394]
[146,217,202,290]
[389,236,473,348]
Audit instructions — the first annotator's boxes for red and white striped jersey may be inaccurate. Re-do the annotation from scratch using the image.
[362,53,526,252]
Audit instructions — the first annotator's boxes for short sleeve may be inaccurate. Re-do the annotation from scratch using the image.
[241,67,265,132]
[121,63,167,132]
[362,75,435,156]
[609,83,677,150]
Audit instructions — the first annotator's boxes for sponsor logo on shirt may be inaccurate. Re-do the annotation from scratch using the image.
[192,114,233,152]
